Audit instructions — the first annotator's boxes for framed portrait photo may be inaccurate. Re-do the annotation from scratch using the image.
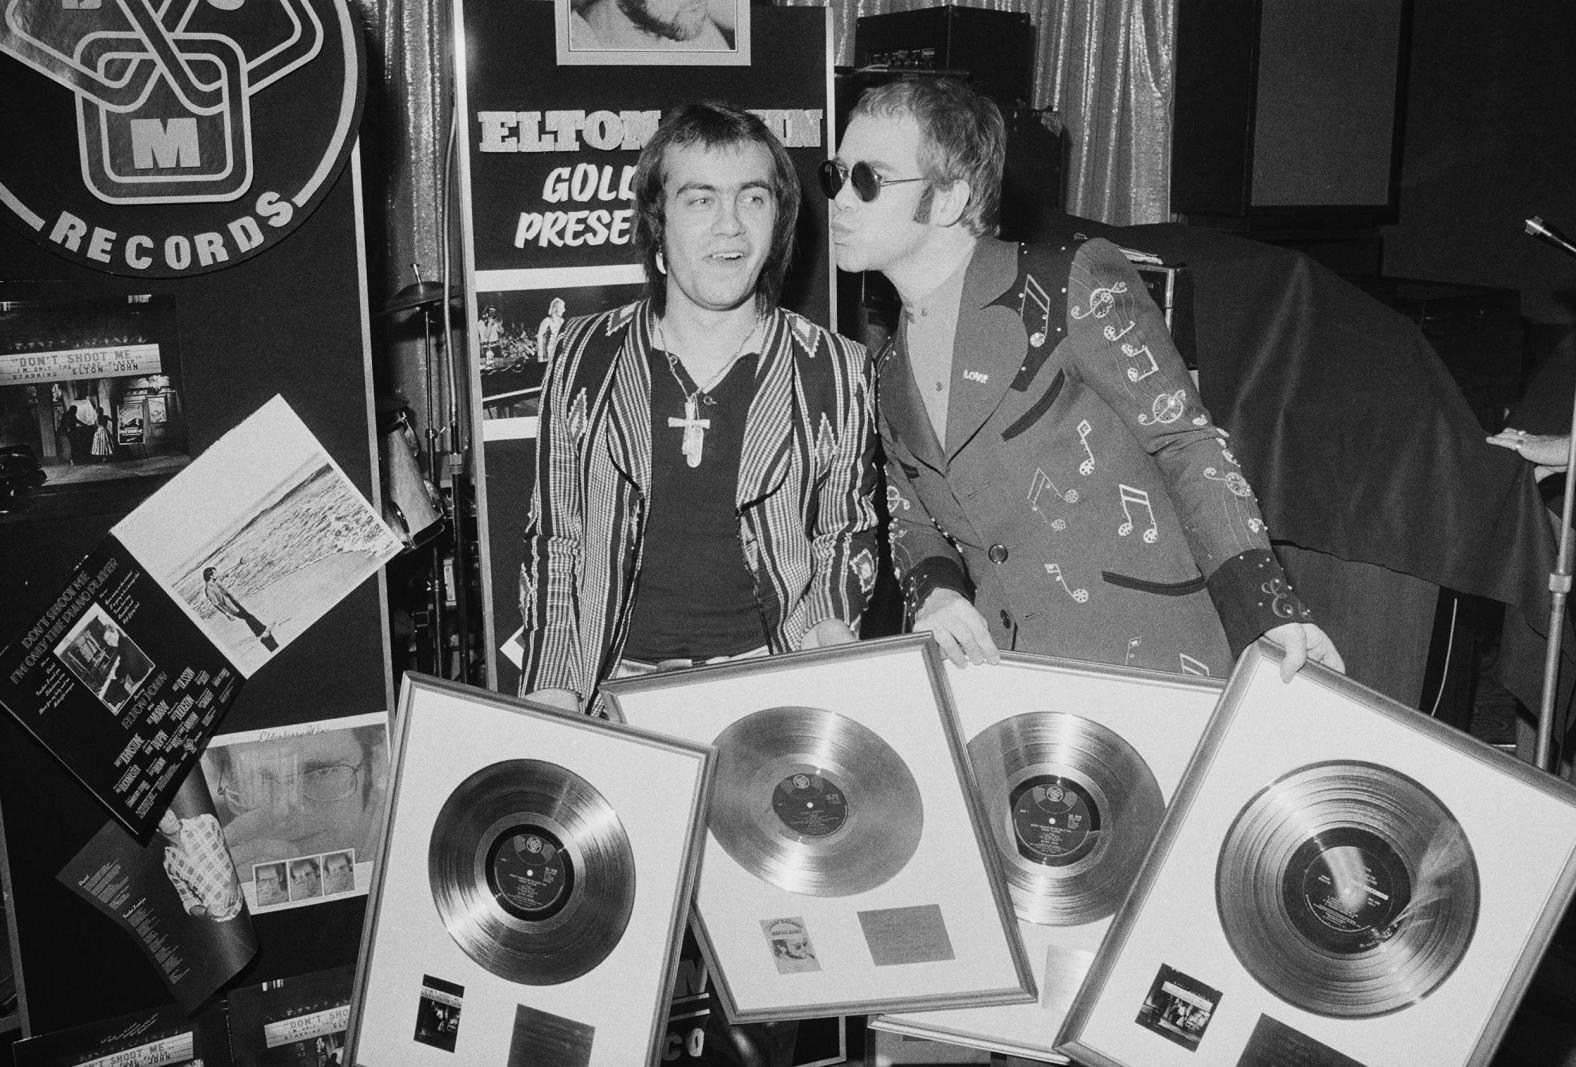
[554,0,749,65]
[1058,640,1576,1067]
[602,634,1036,1023]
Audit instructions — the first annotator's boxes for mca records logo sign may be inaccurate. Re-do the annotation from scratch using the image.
[0,0,363,277]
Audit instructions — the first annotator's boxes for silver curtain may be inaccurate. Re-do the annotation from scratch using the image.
[776,0,1176,226]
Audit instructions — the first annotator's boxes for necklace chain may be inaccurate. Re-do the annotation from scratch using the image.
[654,311,763,469]
[654,312,763,406]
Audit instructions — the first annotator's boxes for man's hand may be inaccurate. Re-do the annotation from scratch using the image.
[1264,623,1345,682]
[915,588,1000,667]
[1486,428,1571,472]
[799,619,857,649]
[525,688,581,713]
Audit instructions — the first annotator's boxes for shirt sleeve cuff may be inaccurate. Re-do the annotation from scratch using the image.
[1206,548,1314,657]
[904,557,975,627]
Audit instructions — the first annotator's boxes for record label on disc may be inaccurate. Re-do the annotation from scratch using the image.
[428,759,636,985]
[1010,774,1100,866]
[1215,760,1479,1018]
[771,773,848,838]
[488,828,573,920]
[1284,828,1409,952]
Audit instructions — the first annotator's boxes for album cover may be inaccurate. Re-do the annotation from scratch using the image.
[10,1000,232,1067]
[346,675,714,1067]
[1057,640,1576,1067]
[56,767,257,1014]
[197,712,390,914]
[112,394,401,679]
[227,964,355,1066]
[872,654,1223,1062]
[601,634,1036,1023]
[0,395,400,838]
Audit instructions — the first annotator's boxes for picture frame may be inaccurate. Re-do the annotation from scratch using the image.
[872,654,1224,1062]
[1058,640,1576,1067]
[554,0,750,66]
[601,634,1036,1022]
[345,675,715,1067]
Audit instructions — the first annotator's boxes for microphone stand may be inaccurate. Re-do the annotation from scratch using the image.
[1537,426,1576,773]
[1527,217,1576,773]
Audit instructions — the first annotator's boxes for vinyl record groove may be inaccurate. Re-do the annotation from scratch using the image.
[1216,760,1478,1017]
[969,712,1164,926]
[710,706,922,896]
[429,759,635,985]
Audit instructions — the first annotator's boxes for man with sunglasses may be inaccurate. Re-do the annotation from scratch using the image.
[825,77,1342,683]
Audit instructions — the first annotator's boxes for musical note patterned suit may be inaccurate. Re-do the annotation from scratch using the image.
[879,236,1313,677]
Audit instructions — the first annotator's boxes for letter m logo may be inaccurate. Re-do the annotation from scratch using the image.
[130,118,201,169]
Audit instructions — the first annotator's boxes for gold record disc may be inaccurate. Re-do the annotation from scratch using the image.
[428,759,636,985]
[1215,760,1478,1018]
[710,706,923,897]
[968,712,1164,926]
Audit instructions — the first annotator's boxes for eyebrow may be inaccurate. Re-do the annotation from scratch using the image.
[672,178,773,196]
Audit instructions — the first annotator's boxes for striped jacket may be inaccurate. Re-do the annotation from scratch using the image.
[518,300,879,711]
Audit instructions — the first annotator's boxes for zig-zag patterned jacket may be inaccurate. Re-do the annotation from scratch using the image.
[519,300,880,712]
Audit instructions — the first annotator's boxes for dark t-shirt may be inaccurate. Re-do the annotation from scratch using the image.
[621,347,768,661]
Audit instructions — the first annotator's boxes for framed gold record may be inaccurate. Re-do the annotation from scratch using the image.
[345,675,713,1067]
[1058,641,1576,1067]
[602,634,1036,1023]
[873,655,1223,1063]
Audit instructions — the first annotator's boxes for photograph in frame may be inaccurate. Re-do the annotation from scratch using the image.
[871,654,1223,1062]
[1057,640,1576,1067]
[111,394,402,677]
[601,634,1036,1022]
[555,0,750,66]
[346,675,714,1067]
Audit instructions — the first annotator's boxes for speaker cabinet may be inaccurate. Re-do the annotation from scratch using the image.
[854,6,1034,111]
[1171,0,1410,222]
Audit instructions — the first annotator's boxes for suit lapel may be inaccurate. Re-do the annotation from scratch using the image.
[877,324,946,473]
[605,304,653,498]
[738,309,796,508]
[945,237,1029,461]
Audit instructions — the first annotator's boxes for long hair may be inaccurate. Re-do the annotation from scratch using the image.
[851,77,1005,237]
[633,101,800,314]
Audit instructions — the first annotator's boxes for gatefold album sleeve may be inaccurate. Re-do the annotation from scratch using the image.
[0,535,240,838]
[56,767,258,1015]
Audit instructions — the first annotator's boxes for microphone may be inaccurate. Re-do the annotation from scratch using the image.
[1526,216,1576,260]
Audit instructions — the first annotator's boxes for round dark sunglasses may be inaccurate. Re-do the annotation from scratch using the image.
[818,160,925,202]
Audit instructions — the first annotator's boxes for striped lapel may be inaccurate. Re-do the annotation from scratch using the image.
[738,308,796,509]
[604,304,653,499]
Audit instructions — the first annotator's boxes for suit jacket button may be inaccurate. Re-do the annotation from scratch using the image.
[1000,609,1013,629]
[988,544,1009,564]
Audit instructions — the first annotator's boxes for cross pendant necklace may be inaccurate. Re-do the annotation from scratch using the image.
[671,395,710,467]
[655,314,761,468]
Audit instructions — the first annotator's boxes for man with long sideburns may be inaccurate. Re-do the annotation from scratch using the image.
[518,101,877,716]
[825,77,1342,683]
